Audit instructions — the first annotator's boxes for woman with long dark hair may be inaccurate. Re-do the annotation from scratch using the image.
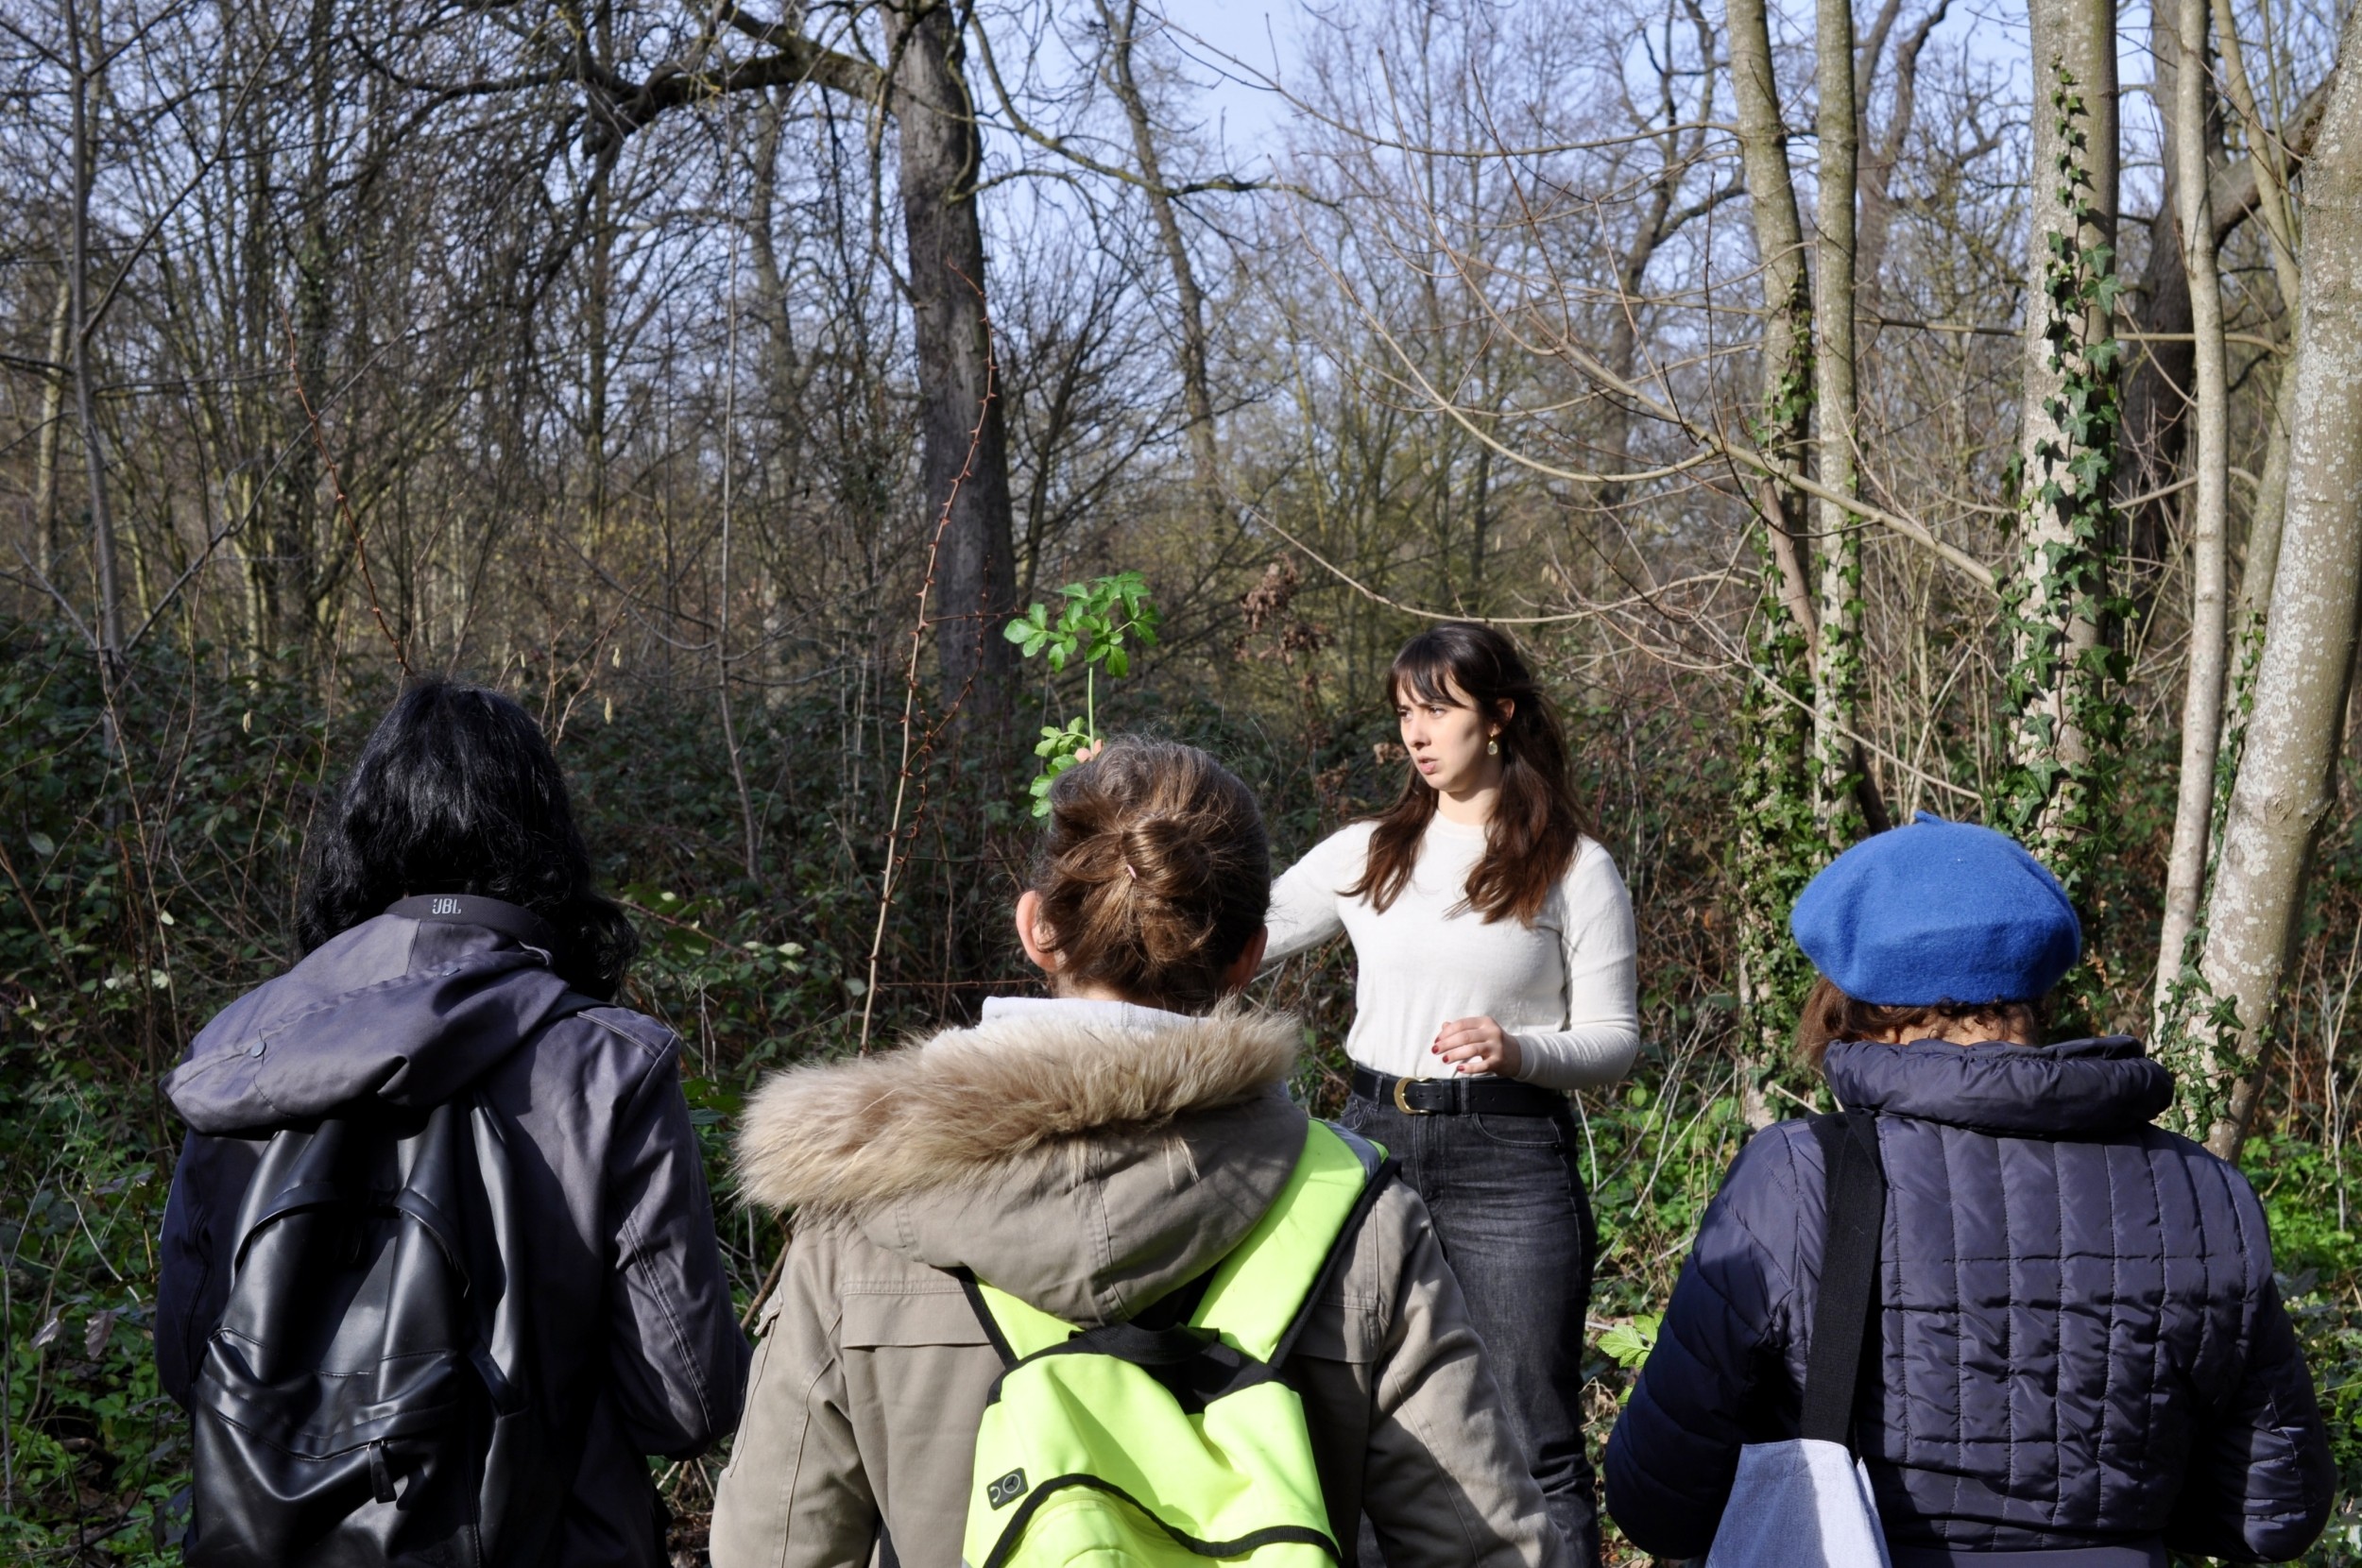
[158,679,747,1567]
[1264,623,1639,1566]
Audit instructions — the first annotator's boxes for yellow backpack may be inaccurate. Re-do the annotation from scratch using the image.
[957,1120,1392,1568]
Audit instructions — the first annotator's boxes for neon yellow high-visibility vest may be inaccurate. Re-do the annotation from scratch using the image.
[957,1120,1390,1568]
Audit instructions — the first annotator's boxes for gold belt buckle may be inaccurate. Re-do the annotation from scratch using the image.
[1393,1076,1430,1115]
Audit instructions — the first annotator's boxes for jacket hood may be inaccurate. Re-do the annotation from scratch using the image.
[735,1005,1309,1324]
[165,902,582,1136]
[1823,1034,2174,1137]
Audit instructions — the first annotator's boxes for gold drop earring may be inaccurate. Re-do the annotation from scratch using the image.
[1487,736,1499,756]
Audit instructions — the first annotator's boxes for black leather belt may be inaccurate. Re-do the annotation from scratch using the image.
[1350,1066,1564,1116]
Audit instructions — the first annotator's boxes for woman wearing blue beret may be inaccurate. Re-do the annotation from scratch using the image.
[1604,815,2334,1566]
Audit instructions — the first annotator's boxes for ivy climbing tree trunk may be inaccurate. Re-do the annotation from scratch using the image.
[1997,0,2122,912]
[2171,0,2362,1159]
[1728,0,1815,642]
[2154,0,2233,1020]
[1728,0,1822,1120]
[1810,0,1864,850]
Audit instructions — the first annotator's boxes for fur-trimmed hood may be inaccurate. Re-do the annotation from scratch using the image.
[735,1004,1309,1324]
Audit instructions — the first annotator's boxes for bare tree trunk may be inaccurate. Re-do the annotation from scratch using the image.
[2236,343,2297,639]
[887,0,1017,733]
[2211,0,2302,312]
[1098,0,1222,527]
[2186,1,2362,1159]
[1855,0,1950,308]
[2002,0,2119,874]
[2119,8,2198,622]
[65,0,121,668]
[235,10,280,669]
[1729,0,1811,586]
[747,92,806,458]
[1811,0,1863,848]
[2155,0,2233,1021]
[29,274,71,584]
[746,92,807,697]
[2183,338,2297,941]
[1597,4,1718,521]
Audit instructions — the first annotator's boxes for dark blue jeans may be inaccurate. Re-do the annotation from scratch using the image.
[1342,1092,1601,1568]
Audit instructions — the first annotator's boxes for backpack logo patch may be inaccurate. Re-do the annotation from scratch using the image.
[986,1468,1028,1510]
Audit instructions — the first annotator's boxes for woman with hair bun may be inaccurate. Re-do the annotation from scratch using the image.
[711,739,1568,1568]
[1263,623,1640,1567]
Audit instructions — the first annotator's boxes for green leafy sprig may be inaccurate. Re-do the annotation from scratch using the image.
[1003,571,1161,815]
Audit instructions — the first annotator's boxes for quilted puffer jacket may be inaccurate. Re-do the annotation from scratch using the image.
[1605,1036,2333,1562]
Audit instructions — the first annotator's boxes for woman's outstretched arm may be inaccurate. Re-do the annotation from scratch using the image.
[1259,824,1371,968]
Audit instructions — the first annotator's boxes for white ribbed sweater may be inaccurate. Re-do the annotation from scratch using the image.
[1263,816,1640,1091]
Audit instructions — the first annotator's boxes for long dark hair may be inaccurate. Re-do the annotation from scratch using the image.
[297,678,640,998]
[1344,622,1586,925]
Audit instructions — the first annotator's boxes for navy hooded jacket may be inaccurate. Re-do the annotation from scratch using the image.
[158,901,750,1568]
[1605,1036,2333,1562]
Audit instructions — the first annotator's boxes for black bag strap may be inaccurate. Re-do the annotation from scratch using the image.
[1799,1107,1886,1450]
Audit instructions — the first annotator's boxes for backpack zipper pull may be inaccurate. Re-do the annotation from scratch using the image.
[368,1440,397,1505]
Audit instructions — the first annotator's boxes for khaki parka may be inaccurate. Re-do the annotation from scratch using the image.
[709,1001,1569,1568]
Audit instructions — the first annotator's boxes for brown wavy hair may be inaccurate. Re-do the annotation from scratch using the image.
[1344,623,1587,925]
[1794,976,2047,1068]
[1031,739,1271,1014]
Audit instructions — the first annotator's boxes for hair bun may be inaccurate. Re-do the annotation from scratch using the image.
[1032,739,1269,1013]
[1121,816,1212,898]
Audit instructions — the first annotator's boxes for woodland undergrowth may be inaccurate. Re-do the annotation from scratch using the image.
[1,622,2355,1565]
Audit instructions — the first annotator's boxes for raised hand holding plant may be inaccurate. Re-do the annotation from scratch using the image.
[1003,571,1160,815]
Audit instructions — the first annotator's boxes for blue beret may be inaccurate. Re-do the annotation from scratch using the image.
[1789,813,2080,1006]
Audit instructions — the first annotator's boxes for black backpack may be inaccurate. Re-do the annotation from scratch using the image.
[185,1082,573,1567]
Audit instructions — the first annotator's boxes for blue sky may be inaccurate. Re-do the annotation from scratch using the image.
[1148,0,1301,169]
[1147,0,2184,213]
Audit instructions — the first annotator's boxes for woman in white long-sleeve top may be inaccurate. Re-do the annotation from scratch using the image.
[1264,622,1639,1568]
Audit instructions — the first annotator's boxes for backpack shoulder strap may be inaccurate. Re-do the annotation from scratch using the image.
[1268,1126,1395,1367]
[957,1119,1395,1369]
[1191,1119,1392,1362]
[1800,1108,1887,1450]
